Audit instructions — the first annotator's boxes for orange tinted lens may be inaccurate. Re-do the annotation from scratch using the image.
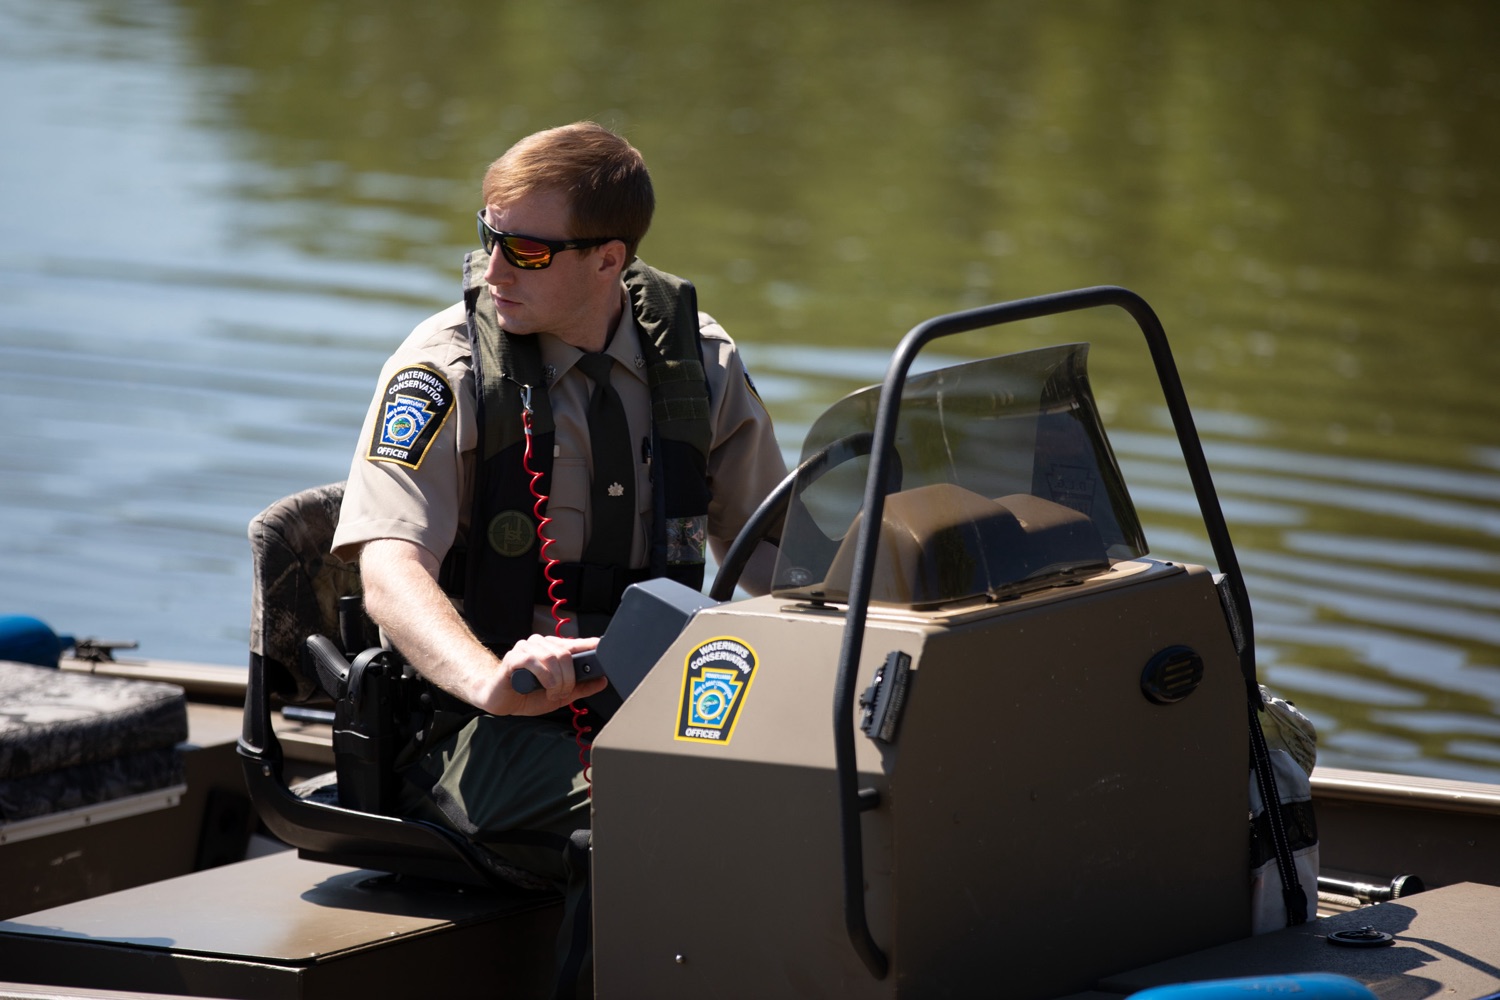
[503,236,553,268]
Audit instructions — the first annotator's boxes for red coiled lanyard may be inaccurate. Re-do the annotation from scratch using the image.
[519,384,594,791]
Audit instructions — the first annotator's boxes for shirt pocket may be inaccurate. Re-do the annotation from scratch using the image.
[546,457,588,561]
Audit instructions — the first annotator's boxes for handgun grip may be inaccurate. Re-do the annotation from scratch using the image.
[306,634,351,699]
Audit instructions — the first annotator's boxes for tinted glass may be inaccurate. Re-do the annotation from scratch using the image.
[773,343,1147,608]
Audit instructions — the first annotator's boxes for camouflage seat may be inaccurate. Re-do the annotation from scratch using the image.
[247,481,362,705]
[238,481,552,892]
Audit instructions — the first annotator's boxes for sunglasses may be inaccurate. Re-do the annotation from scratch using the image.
[476,212,622,270]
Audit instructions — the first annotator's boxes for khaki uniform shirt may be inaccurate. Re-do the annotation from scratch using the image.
[332,291,786,635]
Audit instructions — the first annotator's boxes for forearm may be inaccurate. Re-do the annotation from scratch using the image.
[358,538,603,715]
[359,538,501,705]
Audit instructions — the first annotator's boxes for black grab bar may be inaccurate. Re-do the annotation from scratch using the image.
[832,285,1258,978]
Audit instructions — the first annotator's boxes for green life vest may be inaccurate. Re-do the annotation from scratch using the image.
[448,252,713,650]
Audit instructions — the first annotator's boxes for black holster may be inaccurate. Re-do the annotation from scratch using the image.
[331,648,405,814]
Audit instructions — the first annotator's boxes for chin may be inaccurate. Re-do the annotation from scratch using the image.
[493,308,537,335]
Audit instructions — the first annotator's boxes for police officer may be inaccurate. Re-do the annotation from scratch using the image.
[331,121,786,995]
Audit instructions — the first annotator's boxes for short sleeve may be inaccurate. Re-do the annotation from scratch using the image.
[699,313,788,549]
[331,303,476,564]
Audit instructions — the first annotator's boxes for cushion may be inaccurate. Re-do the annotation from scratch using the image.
[0,661,188,822]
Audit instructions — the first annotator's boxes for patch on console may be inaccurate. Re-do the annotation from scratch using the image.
[674,637,758,745]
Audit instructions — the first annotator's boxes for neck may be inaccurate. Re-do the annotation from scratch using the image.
[596,295,627,353]
[567,288,625,354]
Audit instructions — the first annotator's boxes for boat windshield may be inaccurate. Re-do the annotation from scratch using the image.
[771,343,1147,609]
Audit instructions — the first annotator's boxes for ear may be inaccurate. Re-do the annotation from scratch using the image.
[592,238,628,278]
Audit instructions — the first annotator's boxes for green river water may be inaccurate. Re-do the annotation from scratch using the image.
[1,0,1497,781]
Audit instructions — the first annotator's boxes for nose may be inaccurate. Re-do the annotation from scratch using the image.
[484,249,512,286]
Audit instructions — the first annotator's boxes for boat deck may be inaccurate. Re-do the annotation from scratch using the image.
[1,862,1495,998]
[1060,881,1500,998]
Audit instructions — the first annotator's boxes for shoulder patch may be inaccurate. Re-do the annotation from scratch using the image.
[366,364,454,469]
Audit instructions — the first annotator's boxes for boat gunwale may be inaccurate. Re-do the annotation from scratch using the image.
[1312,765,1500,816]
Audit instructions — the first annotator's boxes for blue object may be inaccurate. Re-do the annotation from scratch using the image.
[0,615,75,668]
[1131,974,1377,999]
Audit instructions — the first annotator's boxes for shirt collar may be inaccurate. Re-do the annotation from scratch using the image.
[538,288,648,389]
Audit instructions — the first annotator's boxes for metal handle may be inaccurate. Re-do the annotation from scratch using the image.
[511,649,601,694]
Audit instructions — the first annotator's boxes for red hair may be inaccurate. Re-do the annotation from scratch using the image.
[482,122,654,258]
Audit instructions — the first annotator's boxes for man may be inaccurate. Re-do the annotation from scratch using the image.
[330,121,786,993]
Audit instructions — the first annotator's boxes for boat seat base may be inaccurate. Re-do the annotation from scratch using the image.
[0,850,561,1000]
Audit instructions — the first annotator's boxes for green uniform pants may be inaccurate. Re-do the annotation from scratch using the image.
[398,709,594,998]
